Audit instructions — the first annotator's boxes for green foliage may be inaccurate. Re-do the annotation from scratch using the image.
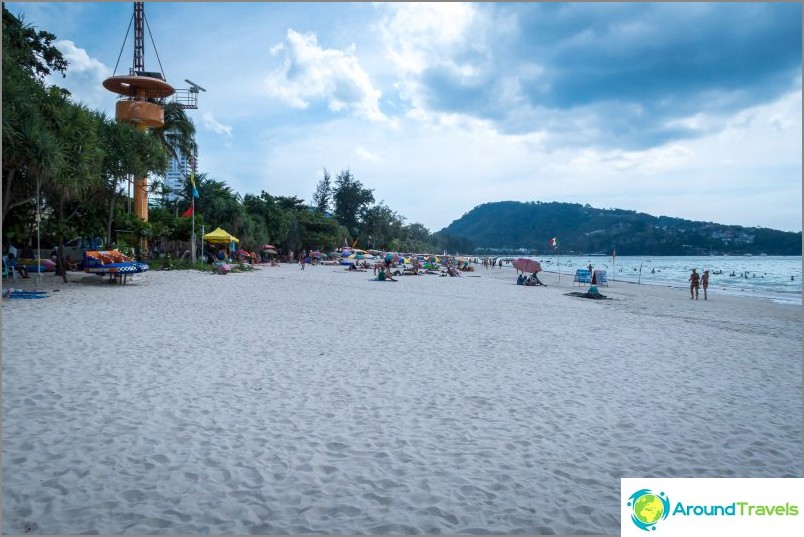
[2,5,67,81]
[333,169,374,235]
[359,202,404,250]
[312,168,332,214]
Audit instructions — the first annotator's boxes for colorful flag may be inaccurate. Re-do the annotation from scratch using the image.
[181,206,194,218]
[351,236,359,248]
[190,171,199,199]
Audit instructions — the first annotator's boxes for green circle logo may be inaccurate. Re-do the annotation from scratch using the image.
[627,489,670,531]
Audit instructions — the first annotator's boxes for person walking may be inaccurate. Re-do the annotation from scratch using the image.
[701,270,710,300]
[689,268,700,300]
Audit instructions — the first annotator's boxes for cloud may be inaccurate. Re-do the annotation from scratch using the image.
[200,112,233,138]
[376,2,495,114]
[48,40,114,109]
[264,29,386,122]
[354,145,382,163]
[376,3,802,151]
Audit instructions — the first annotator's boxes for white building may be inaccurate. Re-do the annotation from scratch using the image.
[163,151,191,202]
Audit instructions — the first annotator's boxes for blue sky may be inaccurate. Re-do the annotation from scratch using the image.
[8,2,802,232]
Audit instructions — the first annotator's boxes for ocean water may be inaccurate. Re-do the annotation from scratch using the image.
[526,255,803,304]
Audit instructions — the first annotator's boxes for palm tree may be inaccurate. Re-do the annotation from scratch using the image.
[152,101,197,165]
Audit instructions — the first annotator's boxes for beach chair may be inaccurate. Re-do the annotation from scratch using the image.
[573,269,592,286]
[3,255,19,280]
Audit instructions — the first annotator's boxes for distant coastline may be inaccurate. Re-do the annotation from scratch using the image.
[443,201,802,256]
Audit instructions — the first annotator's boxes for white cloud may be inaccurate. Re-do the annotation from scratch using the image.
[376,3,491,115]
[264,29,386,122]
[354,145,382,163]
[48,40,114,109]
[201,112,233,138]
[378,2,480,76]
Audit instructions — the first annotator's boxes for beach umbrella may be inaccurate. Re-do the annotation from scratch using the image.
[311,251,322,258]
[261,244,275,250]
[320,253,328,259]
[263,248,277,255]
[340,250,352,257]
[512,258,542,273]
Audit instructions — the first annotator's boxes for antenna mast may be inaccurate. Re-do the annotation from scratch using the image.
[133,2,144,73]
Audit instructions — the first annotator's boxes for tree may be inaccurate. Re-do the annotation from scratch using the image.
[2,5,67,226]
[359,202,404,251]
[99,112,169,244]
[152,101,197,163]
[2,5,67,82]
[312,168,332,214]
[332,169,374,237]
[193,174,245,234]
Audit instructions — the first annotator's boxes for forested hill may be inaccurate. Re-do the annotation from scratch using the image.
[440,201,802,256]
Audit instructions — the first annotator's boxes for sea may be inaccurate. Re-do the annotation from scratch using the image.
[521,255,802,305]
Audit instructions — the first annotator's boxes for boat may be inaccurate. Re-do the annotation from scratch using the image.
[83,250,149,277]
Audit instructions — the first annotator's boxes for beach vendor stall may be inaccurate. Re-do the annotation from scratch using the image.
[203,227,239,274]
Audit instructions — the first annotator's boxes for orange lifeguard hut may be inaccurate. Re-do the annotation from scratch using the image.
[102,2,174,228]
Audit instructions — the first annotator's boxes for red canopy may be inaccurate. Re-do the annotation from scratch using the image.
[512,258,542,273]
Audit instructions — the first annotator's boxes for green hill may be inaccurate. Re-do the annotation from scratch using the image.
[440,201,802,256]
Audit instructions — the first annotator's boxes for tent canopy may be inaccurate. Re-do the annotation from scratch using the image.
[203,227,240,245]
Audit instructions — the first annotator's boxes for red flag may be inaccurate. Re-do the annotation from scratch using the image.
[181,206,194,218]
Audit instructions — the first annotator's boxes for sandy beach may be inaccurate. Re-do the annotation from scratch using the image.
[2,263,801,535]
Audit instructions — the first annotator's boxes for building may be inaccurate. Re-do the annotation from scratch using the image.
[162,151,191,203]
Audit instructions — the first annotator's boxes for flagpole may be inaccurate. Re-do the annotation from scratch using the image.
[612,248,616,281]
[557,247,560,282]
[190,155,197,265]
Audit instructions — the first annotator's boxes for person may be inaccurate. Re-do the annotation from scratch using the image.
[517,274,525,285]
[587,262,593,274]
[529,272,545,286]
[378,265,396,281]
[689,268,700,300]
[300,255,306,270]
[701,270,710,300]
[64,255,79,272]
[217,248,226,261]
[6,249,28,278]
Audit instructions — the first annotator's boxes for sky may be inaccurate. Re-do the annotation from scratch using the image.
[7,2,803,233]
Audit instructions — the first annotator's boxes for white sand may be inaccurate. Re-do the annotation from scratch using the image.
[2,264,801,535]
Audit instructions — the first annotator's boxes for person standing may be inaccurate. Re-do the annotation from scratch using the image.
[701,270,710,300]
[300,254,306,271]
[689,268,700,300]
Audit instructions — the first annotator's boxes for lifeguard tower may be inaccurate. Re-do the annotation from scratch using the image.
[102,2,174,228]
[103,2,203,253]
